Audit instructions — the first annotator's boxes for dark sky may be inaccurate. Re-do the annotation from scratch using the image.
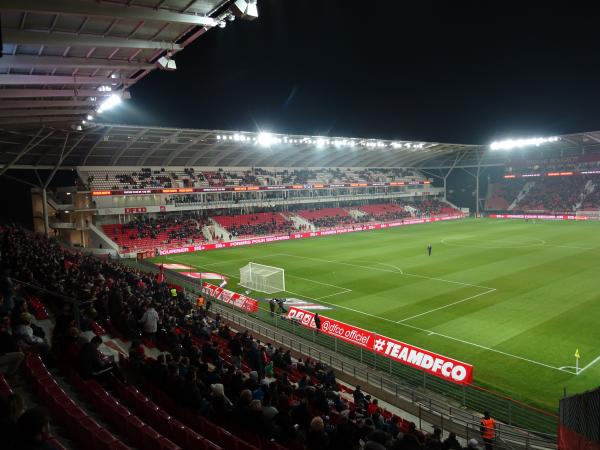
[100,0,600,144]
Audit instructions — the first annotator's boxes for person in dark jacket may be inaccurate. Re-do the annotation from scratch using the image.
[78,336,110,378]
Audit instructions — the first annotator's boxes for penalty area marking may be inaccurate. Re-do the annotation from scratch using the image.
[175,255,584,375]
[440,238,546,249]
[396,288,497,323]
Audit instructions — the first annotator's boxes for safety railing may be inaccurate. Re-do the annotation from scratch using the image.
[133,259,558,447]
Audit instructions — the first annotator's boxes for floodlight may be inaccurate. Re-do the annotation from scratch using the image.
[97,85,112,92]
[87,115,93,120]
[230,0,259,20]
[97,93,122,114]
[218,21,226,28]
[258,132,275,147]
[490,136,559,150]
[157,55,177,71]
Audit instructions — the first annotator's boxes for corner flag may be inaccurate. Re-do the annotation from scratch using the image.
[575,349,580,359]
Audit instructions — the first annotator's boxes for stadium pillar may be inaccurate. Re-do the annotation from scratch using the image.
[41,187,49,237]
[475,166,480,216]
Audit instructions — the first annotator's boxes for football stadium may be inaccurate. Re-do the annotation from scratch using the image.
[0,2,599,450]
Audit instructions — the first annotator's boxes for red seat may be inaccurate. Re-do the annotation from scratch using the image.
[92,428,119,450]
[75,417,102,443]
[158,437,182,450]
[122,414,146,447]
[217,429,237,450]
[204,440,223,450]
[182,428,205,450]
[141,425,163,450]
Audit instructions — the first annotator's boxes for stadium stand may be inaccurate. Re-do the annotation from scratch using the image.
[294,207,354,228]
[82,167,428,191]
[0,224,452,450]
[212,212,294,238]
[514,176,587,212]
[102,216,208,252]
[356,203,412,221]
[485,180,527,210]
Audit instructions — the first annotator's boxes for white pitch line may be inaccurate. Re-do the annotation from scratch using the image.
[170,257,568,374]
[377,262,404,274]
[295,292,566,373]
[280,253,494,290]
[397,288,496,323]
[286,273,352,292]
[577,353,600,374]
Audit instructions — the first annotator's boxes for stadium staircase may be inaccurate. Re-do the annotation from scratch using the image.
[508,182,535,210]
[285,213,314,231]
[88,222,121,252]
[347,208,368,220]
[209,219,232,241]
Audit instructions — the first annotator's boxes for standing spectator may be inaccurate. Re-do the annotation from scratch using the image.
[480,411,496,449]
[139,302,159,341]
[353,385,366,405]
[314,313,321,332]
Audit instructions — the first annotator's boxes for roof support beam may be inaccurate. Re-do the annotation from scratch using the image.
[0,100,96,109]
[3,0,218,27]
[0,55,155,71]
[0,108,89,118]
[3,30,182,50]
[0,74,136,85]
[0,89,131,99]
[0,116,80,125]
[44,133,86,188]
[0,128,54,176]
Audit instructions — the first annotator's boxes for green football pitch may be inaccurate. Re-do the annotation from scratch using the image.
[152,218,600,411]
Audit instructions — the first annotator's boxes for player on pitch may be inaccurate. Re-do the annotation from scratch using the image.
[427,243,432,256]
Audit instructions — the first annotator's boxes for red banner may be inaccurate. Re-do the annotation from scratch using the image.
[489,213,586,221]
[286,306,374,348]
[91,180,432,197]
[201,282,258,313]
[371,335,473,385]
[286,306,473,385]
[158,215,464,256]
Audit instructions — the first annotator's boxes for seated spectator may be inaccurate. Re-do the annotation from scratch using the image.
[78,336,112,379]
[442,432,463,450]
[14,313,50,359]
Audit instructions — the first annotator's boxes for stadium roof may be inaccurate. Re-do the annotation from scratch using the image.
[0,0,234,126]
[3,123,600,171]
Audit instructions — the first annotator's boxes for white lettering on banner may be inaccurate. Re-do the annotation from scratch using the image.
[157,215,464,255]
[201,282,258,313]
[286,306,473,385]
[376,335,472,384]
[489,213,583,221]
[124,207,147,214]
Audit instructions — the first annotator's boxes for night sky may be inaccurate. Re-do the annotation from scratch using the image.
[101,0,600,144]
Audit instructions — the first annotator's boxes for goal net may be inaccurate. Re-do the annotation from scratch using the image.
[239,262,285,294]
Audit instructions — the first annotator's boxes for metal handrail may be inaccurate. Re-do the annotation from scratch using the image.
[132,259,558,448]
[212,304,557,450]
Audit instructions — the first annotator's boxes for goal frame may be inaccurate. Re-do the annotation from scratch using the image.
[239,262,285,294]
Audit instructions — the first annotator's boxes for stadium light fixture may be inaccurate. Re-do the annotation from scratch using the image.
[157,54,177,71]
[97,93,122,114]
[87,115,94,121]
[490,136,559,150]
[97,85,112,92]
[230,0,259,21]
[258,132,276,147]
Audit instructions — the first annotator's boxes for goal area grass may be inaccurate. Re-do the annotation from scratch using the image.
[152,218,600,411]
